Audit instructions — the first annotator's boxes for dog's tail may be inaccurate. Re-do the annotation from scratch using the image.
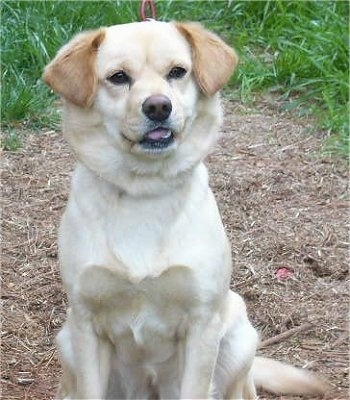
[252,356,329,396]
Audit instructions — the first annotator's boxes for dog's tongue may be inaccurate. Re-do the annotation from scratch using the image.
[145,128,171,140]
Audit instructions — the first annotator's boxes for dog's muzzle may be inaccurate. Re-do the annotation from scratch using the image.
[139,95,175,150]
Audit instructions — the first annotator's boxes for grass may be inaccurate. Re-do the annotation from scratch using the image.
[1,0,349,156]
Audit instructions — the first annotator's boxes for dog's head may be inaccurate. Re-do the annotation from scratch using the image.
[43,21,237,192]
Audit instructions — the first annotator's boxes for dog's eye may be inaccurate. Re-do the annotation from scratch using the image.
[107,71,131,85]
[167,67,187,80]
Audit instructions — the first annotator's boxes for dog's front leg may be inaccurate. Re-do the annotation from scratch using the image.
[70,309,112,399]
[180,313,223,399]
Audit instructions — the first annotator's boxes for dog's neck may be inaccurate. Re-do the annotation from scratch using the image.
[73,159,207,200]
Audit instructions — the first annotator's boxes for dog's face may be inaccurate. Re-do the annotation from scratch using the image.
[43,21,237,191]
[95,22,199,157]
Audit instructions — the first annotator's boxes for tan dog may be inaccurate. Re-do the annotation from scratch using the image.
[43,21,327,399]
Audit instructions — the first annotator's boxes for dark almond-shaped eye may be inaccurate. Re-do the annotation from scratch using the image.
[107,71,131,85]
[167,66,187,80]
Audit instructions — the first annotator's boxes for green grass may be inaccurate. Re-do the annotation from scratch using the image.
[1,0,349,156]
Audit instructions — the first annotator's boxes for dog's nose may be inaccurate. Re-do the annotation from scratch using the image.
[142,95,172,122]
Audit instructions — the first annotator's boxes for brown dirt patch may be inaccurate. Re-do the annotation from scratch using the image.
[2,101,349,399]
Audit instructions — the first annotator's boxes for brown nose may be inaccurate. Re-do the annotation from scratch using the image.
[142,95,172,122]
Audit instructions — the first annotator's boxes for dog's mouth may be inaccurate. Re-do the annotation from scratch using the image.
[139,128,175,150]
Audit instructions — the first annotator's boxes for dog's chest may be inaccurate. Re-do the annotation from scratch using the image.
[79,264,197,364]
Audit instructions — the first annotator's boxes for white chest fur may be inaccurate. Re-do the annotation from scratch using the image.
[60,163,230,284]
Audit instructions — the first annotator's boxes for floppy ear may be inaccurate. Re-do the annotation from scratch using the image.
[175,22,238,96]
[42,29,106,107]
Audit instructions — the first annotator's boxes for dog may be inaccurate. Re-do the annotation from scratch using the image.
[43,20,328,399]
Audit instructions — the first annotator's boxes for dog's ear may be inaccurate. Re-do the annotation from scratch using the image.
[175,22,238,96]
[42,29,106,107]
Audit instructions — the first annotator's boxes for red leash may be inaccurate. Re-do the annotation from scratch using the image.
[140,0,157,21]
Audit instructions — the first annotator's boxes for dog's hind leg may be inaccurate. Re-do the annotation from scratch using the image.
[212,291,258,400]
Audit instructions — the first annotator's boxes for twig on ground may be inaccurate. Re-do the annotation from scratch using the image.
[259,322,313,348]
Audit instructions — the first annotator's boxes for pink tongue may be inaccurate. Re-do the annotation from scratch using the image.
[146,128,170,140]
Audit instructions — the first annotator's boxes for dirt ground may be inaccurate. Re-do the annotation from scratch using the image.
[2,100,349,399]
